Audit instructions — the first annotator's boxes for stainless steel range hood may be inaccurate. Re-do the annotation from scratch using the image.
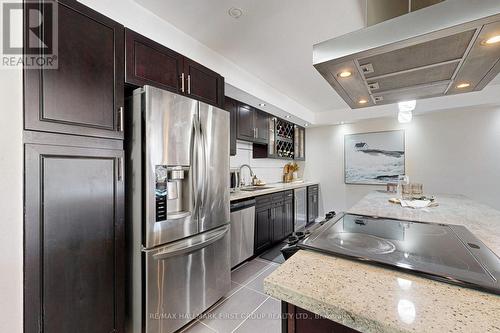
[313,0,500,109]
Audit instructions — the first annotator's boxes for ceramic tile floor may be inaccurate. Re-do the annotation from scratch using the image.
[180,258,282,333]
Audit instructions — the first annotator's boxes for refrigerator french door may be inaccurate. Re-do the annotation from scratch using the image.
[126,86,230,333]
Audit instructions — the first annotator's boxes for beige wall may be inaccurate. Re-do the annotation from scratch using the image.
[304,106,500,215]
[0,65,23,332]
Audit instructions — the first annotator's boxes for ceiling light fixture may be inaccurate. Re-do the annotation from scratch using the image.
[456,82,470,89]
[259,103,266,107]
[397,100,416,124]
[228,7,243,19]
[338,71,352,78]
[398,100,416,112]
[285,115,291,119]
[304,123,309,127]
[358,99,368,104]
[398,110,413,123]
[484,35,500,45]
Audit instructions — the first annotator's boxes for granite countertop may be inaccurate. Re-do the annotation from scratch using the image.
[264,191,500,333]
[230,181,318,201]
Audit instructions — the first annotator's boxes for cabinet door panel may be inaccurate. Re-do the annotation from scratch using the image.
[25,144,124,333]
[185,58,224,107]
[24,0,124,139]
[272,204,284,242]
[254,110,269,144]
[255,207,272,253]
[284,200,294,237]
[125,29,183,92]
[237,104,255,141]
[224,97,238,156]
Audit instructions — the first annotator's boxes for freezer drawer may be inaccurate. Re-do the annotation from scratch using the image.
[145,225,231,333]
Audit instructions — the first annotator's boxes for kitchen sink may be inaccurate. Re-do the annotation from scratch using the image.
[240,186,274,192]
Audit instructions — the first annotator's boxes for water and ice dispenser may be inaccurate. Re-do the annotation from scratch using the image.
[155,165,190,221]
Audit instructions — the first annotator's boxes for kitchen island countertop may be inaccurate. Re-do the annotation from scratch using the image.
[264,191,500,333]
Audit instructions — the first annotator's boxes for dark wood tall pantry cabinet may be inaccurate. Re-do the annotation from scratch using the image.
[24,136,124,333]
[23,0,125,332]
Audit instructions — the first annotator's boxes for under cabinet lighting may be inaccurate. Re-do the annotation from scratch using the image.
[456,82,470,89]
[338,71,352,78]
[484,35,500,45]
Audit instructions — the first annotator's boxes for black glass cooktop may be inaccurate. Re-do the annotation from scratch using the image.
[299,213,500,294]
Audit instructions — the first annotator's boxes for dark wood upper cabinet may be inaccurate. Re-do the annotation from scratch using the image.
[24,0,124,139]
[254,110,269,144]
[24,142,124,333]
[236,103,269,145]
[237,104,256,141]
[125,28,183,93]
[224,97,238,156]
[184,58,225,107]
[125,29,225,108]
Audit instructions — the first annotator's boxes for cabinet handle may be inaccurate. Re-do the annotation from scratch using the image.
[181,73,185,93]
[187,74,191,94]
[256,128,258,138]
[117,157,124,181]
[118,107,124,132]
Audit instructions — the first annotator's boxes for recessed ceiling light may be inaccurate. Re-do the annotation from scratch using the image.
[338,71,352,78]
[285,115,291,118]
[340,121,345,125]
[228,7,243,19]
[358,99,368,104]
[259,103,266,107]
[304,123,309,127]
[456,82,470,89]
[484,35,500,45]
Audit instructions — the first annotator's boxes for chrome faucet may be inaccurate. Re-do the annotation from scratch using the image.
[238,164,255,187]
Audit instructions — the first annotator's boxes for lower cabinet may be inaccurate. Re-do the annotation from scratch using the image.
[24,139,124,333]
[254,191,294,255]
[255,204,273,254]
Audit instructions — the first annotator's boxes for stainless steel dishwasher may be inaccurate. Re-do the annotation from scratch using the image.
[230,198,256,268]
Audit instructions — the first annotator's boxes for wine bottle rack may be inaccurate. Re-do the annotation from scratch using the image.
[276,119,294,140]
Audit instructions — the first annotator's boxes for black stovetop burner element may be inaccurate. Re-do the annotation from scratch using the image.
[299,213,500,295]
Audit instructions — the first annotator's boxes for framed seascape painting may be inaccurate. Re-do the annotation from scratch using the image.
[344,130,405,185]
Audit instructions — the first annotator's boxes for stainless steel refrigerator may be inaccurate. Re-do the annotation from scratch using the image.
[126,86,230,333]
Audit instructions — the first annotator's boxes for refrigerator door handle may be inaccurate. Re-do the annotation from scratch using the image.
[152,225,229,260]
[192,116,201,217]
[199,119,208,211]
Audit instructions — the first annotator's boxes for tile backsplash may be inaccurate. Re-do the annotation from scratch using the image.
[230,141,304,185]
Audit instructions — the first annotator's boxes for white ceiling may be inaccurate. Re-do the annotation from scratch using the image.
[133,0,366,112]
[133,0,500,124]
